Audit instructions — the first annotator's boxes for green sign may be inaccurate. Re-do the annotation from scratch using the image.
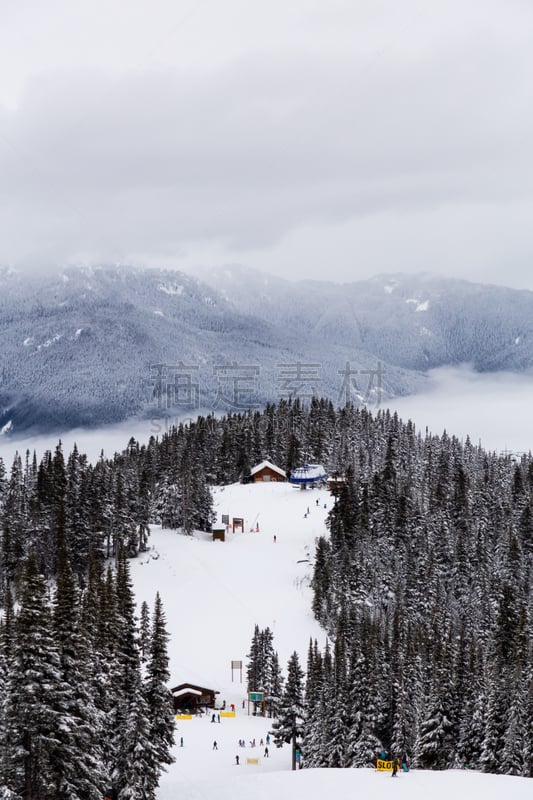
[249,692,264,702]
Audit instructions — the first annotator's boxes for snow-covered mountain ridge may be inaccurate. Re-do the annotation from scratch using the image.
[200,265,533,372]
[1,264,532,434]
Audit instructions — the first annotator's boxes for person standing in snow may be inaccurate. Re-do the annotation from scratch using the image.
[235,754,240,765]
[264,746,269,758]
[213,741,218,750]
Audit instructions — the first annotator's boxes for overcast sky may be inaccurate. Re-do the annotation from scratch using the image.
[1,0,533,288]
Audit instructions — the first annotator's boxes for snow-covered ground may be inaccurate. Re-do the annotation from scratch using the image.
[129,481,532,800]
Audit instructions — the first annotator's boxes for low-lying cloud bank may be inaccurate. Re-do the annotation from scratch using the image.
[388,365,533,455]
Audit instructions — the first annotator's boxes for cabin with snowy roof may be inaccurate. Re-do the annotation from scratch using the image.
[327,475,347,496]
[250,460,287,483]
[171,683,219,714]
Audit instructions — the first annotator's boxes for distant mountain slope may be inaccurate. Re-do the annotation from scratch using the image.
[1,264,532,434]
[200,266,533,372]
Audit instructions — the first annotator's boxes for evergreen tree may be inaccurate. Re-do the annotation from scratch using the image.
[53,543,106,799]
[139,600,151,663]
[117,669,159,800]
[112,552,157,798]
[144,592,175,793]
[271,651,305,768]
[2,554,66,799]
[246,624,262,694]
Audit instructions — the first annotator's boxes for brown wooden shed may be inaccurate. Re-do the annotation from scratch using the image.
[171,683,219,714]
[327,476,347,496]
[212,528,225,542]
[250,460,286,483]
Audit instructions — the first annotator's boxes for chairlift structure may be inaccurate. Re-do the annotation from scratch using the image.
[289,463,327,489]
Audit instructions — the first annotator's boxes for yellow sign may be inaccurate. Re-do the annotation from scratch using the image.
[246,758,259,765]
[220,711,235,718]
[376,759,394,771]
[175,714,193,720]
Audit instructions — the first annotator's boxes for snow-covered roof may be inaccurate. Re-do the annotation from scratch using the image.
[289,464,327,483]
[172,687,202,697]
[250,460,286,477]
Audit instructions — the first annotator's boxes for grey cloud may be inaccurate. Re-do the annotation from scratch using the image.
[0,4,532,283]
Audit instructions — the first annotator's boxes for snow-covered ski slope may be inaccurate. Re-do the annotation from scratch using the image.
[130,481,531,800]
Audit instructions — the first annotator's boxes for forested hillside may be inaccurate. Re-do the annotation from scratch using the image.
[306,429,533,775]
[3,265,533,434]
[0,399,531,782]
[0,548,175,799]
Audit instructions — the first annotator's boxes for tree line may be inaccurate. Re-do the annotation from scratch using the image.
[304,425,533,776]
[236,402,532,777]
[0,397,532,780]
[0,546,174,800]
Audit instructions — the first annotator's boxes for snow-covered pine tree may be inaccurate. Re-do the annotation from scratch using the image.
[271,651,305,768]
[500,665,529,776]
[267,651,284,717]
[416,663,454,770]
[1,553,66,799]
[0,584,15,783]
[143,592,175,790]
[246,624,262,695]
[113,552,160,798]
[322,631,349,767]
[117,668,159,800]
[346,625,384,768]
[303,639,324,768]
[53,541,106,799]
[93,565,125,783]
[0,457,6,510]
[1,454,27,586]
[139,599,151,663]
[64,444,94,574]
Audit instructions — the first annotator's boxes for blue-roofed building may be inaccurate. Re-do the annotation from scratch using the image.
[289,463,328,489]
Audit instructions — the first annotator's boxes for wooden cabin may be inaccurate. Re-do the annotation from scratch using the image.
[250,460,287,483]
[327,476,347,496]
[171,683,219,714]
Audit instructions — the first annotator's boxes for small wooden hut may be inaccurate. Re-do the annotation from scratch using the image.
[171,683,219,714]
[250,460,287,483]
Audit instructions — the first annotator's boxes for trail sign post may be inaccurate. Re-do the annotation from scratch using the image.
[248,691,266,716]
